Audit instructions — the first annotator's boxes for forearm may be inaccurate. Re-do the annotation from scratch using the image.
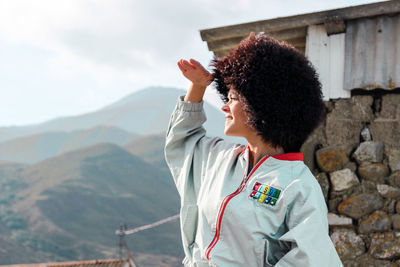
[164,96,207,196]
[184,83,207,102]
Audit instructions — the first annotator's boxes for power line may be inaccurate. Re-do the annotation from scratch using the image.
[115,213,180,262]
[115,214,180,236]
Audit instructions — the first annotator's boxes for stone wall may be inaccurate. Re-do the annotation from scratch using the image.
[301,94,400,266]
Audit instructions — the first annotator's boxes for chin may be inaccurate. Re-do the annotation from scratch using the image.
[224,129,238,137]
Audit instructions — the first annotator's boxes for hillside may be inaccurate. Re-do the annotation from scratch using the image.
[0,143,182,264]
[124,133,167,171]
[0,86,231,143]
[0,126,138,164]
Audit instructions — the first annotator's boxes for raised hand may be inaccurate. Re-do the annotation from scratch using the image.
[177,58,213,87]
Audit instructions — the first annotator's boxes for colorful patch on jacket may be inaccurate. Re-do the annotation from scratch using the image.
[249,182,281,206]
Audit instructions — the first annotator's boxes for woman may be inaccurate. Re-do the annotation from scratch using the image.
[165,33,342,267]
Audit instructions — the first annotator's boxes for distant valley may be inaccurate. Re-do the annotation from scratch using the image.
[0,143,182,265]
[0,86,245,266]
[0,86,234,143]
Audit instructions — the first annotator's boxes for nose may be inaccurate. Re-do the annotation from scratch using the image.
[221,103,230,113]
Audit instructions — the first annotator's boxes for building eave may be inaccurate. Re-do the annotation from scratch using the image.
[200,0,400,56]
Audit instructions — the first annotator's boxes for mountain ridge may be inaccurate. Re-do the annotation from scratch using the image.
[0,126,138,164]
[0,142,182,264]
[0,85,239,141]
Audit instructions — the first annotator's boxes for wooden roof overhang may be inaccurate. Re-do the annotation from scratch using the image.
[200,0,400,57]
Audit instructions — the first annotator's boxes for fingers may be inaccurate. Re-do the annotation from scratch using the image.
[189,58,201,69]
[177,60,186,73]
[177,58,213,85]
[178,58,202,69]
[181,59,196,70]
[190,58,211,75]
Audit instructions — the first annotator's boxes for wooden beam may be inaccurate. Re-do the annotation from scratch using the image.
[207,27,307,53]
[284,37,306,48]
[200,0,399,42]
[324,16,346,35]
[207,35,248,51]
[213,37,306,58]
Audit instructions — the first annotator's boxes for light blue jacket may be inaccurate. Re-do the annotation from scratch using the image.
[165,96,343,267]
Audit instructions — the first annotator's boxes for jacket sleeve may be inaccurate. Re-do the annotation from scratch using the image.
[164,96,232,203]
[275,169,343,267]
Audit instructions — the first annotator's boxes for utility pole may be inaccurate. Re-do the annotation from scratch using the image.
[115,214,180,266]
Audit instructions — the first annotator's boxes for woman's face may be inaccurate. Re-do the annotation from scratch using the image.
[221,89,254,138]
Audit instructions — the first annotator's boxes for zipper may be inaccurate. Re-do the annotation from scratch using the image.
[205,154,270,260]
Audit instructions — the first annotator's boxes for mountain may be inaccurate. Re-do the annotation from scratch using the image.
[0,143,182,264]
[0,86,233,143]
[124,133,167,170]
[0,126,138,164]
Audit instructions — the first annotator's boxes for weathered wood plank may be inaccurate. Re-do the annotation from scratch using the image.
[306,25,349,100]
[201,0,399,42]
[329,33,349,99]
[213,36,305,58]
[206,27,307,51]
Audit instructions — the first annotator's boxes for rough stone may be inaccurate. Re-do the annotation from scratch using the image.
[353,141,384,164]
[369,232,400,260]
[380,94,400,120]
[358,163,389,183]
[330,99,353,119]
[343,254,398,267]
[351,95,374,122]
[303,122,327,147]
[361,127,372,142]
[330,230,365,261]
[384,199,397,214]
[324,100,334,113]
[388,172,400,188]
[328,213,353,227]
[358,210,391,234]
[397,201,400,214]
[361,180,379,194]
[315,172,329,201]
[329,96,374,122]
[374,97,382,115]
[387,148,400,172]
[377,184,400,199]
[338,193,384,219]
[328,198,342,213]
[301,142,317,174]
[326,116,363,148]
[343,161,357,173]
[330,168,360,191]
[330,185,358,199]
[391,214,400,231]
[370,119,400,149]
[316,146,349,172]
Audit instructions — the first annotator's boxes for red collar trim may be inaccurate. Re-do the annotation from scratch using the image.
[245,146,303,161]
[271,153,303,161]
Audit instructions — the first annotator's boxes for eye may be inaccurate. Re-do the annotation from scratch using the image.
[227,95,238,102]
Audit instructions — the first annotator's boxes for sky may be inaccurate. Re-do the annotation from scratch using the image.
[0,0,385,127]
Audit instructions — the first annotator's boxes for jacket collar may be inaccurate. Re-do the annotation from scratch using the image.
[243,145,303,162]
[271,152,303,161]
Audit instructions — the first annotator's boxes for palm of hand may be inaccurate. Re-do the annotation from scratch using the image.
[178,59,213,86]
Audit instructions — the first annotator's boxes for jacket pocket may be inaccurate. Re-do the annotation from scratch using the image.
[264,240,274,267]
[255,239,274,267]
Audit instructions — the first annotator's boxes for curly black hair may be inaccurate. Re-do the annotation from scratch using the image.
[211,32,325,153]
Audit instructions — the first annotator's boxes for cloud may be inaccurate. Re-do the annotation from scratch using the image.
[0,0,385,125]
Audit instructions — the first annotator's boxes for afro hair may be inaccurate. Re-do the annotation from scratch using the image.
[211,32,325,153]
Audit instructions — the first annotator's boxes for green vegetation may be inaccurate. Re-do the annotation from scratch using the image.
[0,176,27,230]
[0,142,183,264]
[11,230,78,258]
